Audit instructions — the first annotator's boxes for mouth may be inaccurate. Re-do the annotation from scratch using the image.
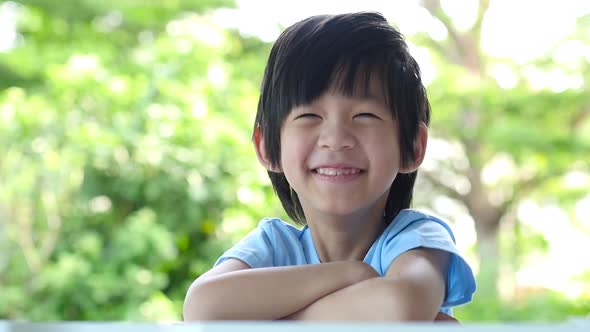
[312,167,365,176]
[310,166,366,184]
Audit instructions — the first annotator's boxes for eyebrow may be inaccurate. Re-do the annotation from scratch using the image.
[291,94,387,114]
[330,84,387,104]
[344,92,387,106]
[358,93,384,103]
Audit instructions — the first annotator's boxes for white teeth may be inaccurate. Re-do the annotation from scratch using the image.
[315,168,361,176]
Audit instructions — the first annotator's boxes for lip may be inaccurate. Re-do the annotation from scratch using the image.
[310,163,365,170]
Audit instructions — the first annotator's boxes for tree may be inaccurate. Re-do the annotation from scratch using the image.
[0,0,279,320]
[411,0,590,296]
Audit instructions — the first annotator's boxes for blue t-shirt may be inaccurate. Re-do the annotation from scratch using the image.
[215,209,476,315]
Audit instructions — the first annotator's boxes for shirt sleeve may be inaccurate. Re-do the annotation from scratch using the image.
[214,218,307,268]
[214,219,275,268]
[380,219,477,308]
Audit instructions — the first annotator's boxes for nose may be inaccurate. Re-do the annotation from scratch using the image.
[317,121,356,151]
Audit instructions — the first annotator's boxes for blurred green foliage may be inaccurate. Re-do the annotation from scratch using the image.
[0,0,589,322]
[456,290,590,322]
[0,0,284,321]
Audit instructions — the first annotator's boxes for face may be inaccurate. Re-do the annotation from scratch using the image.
[278,79,404,220]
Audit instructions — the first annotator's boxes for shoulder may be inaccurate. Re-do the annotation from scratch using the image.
[215,217,306,268]
[257,217,304,238]
[239,217,304,248]
[382,209,456,247]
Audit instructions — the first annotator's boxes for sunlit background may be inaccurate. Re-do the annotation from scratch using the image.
[0,0,589,322]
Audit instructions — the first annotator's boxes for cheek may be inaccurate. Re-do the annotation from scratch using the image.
[367,132,401,165]
[279,134,306,190]
[280,129,304,166]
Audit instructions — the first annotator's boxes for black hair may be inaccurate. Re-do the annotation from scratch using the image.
[254,12,431,224]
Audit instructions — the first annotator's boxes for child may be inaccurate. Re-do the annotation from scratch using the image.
[183,12,476,321]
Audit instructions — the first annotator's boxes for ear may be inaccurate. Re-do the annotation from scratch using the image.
[400,122,428,174]
[253,126,282,173]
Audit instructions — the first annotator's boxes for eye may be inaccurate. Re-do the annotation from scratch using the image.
[354,112,381,120]
[296,113,321,120]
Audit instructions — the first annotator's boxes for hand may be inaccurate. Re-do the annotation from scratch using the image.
[349,260,380,283]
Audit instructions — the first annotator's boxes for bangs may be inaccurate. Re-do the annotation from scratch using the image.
[327,59,392,106]
[266,13,406,120]
[277,47,395,113]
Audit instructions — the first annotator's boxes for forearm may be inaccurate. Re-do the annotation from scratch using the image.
[285,276,443,321]
[184,261,378,321]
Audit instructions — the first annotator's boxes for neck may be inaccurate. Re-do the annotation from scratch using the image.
[304,198,388,262]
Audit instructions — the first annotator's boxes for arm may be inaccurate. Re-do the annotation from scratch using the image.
[284,248,449,321]
[183,258,379,321]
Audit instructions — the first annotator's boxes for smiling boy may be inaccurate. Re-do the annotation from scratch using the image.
[184,12,476,321]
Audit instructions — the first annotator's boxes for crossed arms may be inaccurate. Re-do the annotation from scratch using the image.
[183,248,449,321]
